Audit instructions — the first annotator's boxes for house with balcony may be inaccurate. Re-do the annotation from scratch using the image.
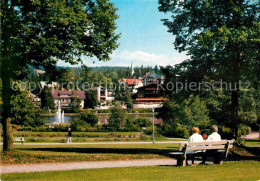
[118,78,143,94]
[135,83,169,105]
[52,90,85,109]
[95,86,114,105]
[142,72,164,86]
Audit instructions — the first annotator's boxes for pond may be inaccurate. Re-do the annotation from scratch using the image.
[42,113,163,125]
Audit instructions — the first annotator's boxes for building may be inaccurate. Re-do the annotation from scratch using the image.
[40,81,59,89]
[118,78,143,94]
[142,72,164,86]
[95,86,114,105]
[52,90,85,109]
[28,92,41,107]
[135,83,169,104]
[34,69,45,76]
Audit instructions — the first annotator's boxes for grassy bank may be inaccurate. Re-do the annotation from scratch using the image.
[1,143,178,165]
[10,132,147,143]
[2,161,260,181]
[6,131,178,143]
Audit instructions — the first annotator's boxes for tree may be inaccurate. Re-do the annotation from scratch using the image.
[40,86,55,110]
[84,90,98,109]
[124,88,133,110]
[1,0,119,151]
[70,91,82,113]
[108,102,126,131]
[10,88,43,127]
[134,118,152,128]
[79,110,99,127]
[158,95,212,130]
[159,0,259,139]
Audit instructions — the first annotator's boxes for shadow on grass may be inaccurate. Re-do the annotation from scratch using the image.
[17,147,179,157]
[227,145,260,161]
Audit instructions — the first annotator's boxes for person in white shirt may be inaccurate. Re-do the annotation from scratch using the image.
[202,125,221,164]
[207,125,221,142]
[187,127,204,165]
[189,127,204,143]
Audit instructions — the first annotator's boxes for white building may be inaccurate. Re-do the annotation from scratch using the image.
[95,86,114,105]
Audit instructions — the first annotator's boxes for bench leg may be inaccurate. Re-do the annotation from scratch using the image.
[177,157,186,166]
[214,158,223,165]
[213,155,223,164]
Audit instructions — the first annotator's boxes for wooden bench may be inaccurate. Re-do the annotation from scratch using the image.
[13,137,25,144]
[169,140,234,166]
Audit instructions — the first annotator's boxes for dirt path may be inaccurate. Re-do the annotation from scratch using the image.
[244,131,259,139]
[1,159,177,174]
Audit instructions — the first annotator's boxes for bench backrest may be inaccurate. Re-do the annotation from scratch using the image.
[180,140,234,158]
[186,140,233,151]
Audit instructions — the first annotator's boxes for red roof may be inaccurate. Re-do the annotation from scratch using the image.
[118,79,142,86]
[52,90,85,99]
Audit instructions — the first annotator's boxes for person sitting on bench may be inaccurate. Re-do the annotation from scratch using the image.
[202,125,221,164]
[187,127,204,165]
[207,125,221,142]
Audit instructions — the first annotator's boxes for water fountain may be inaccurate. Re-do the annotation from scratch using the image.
[54,100,64,124]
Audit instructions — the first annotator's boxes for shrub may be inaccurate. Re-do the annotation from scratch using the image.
[108,102,126,131]
[175,125,189,138]
[139,133,149,140]
[52,124,69,132]
[144,126,157,135]
[159,124,189,138]
[79,110,99,127]
[134,118,152,128]
[219,126,233,139]
[70,118,89,132]
[123,118,139,132]
[238,125,251,136]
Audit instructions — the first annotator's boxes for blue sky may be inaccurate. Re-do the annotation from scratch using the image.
[58,0,188,67]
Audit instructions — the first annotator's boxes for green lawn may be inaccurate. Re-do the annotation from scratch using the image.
[4,131,181,143]
[2,140,259,165]
[2,161,260,181]
[1,143,178,165]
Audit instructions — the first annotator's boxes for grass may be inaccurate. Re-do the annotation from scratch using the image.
[1,143,178,165]
[2,161,260,181]
[10,132,143,143]
[1,140,259,165]
[6,131,180,143]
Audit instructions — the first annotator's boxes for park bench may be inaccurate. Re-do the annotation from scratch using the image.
[13,137,25,144]
[169,140,234,166]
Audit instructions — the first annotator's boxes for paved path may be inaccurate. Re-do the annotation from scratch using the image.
[244,131,259,139]
[0,141,187,146]
[1,159,178,174]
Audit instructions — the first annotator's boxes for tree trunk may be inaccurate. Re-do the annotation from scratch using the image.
[2,74,13,151]
[231,54,241,141]
[1,0,14,151]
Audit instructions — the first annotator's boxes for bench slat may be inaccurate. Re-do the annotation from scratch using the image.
[186,145,225,151]
[169,152,183,155]
[187,140,229,146]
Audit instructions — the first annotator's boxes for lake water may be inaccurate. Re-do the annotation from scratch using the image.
[43,113,163,125]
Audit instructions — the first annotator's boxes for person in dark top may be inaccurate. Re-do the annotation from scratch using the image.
[67,128,72,143]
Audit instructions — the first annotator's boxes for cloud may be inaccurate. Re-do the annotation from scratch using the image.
[57,50,189,67]
[118,50,188,66]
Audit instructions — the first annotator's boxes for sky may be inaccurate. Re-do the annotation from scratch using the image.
[58,0,188,68]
